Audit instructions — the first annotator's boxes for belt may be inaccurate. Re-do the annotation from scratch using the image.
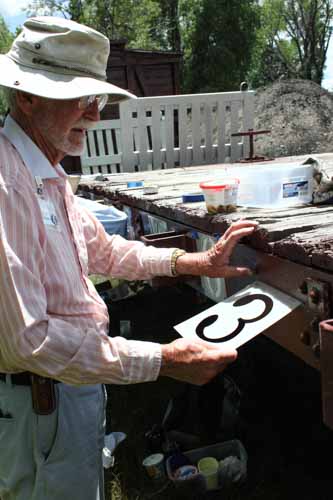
[0,372,59,386]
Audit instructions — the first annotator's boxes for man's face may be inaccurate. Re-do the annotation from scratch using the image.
[33,97,99,157]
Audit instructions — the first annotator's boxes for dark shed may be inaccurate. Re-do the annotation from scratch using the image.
[107,39,182,97]
[62,40,182,173]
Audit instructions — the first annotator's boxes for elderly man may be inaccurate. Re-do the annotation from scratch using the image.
[0,16,257,500]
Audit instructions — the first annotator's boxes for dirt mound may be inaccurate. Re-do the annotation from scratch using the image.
[254,79,333,158]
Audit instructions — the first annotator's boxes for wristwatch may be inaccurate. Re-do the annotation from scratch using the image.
[171,249,186,276]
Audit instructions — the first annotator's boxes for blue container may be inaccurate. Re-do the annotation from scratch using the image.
[76,197,128,237]
[127,181,144,188]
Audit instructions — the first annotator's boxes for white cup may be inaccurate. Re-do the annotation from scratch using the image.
[142,453,165,480]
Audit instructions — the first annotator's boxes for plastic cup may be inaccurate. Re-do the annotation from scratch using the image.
[199,178,239,214]
[175,465,198,480]
[142,453,165,479]
[197,456,219,490]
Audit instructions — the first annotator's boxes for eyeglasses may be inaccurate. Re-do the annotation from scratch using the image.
[78,94,108,112]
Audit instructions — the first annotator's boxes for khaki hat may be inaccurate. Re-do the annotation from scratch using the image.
[0,16,136,103]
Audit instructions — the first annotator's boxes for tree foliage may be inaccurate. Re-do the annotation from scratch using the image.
[26,0,176,50]
[0,16,15,118]
[183,0,260,92]
[23,0,333,92]
[249,0,333,86]
[0,16,14,53]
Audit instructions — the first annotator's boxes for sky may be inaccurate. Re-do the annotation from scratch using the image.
[1,0,333,89]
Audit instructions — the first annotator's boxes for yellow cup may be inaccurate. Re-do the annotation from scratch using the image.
[197,456,219,490]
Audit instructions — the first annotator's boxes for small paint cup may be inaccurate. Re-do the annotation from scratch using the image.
[142,453,165,479]
[175,464,198,480]
[198,456,219,490]
[200,178,239,214]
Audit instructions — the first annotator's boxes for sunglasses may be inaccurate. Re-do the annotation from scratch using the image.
[78,94,108,112]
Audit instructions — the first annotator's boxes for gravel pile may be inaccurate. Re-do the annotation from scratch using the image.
[254,79,333,158]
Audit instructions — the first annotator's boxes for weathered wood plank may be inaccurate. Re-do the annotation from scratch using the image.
[79,153,333,272]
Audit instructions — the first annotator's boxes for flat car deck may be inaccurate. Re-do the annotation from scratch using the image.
[80,153,333,427]
[80,153,333,273]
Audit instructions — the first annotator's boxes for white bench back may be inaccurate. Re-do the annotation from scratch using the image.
[81,119,123,175]
[81,91,254,174]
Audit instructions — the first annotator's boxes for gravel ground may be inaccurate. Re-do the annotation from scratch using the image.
[104,284,333,500]
[254,79,333,158]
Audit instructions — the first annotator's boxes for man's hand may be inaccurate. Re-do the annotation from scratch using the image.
[160,338,237,385]
[175,219,258,278]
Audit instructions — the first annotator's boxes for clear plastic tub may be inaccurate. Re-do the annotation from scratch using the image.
[227,162,314,208]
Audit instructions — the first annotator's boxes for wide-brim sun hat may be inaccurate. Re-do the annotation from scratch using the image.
[0,16,136,103]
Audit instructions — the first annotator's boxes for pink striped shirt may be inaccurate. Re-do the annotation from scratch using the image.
[0,116,175,385]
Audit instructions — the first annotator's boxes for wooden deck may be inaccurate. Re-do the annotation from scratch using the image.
[79,153,333,274]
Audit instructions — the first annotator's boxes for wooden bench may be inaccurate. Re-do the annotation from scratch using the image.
[81,90,255,175]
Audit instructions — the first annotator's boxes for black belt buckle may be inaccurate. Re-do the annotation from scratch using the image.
[30,374,56,415]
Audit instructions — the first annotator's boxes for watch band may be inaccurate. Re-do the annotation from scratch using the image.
[171,249,186,277]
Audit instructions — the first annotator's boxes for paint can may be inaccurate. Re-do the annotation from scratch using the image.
[142,453,165,479]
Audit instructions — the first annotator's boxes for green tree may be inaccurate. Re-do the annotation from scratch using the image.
[247,3,298,88]
[0,16,15,119]
[184,0,260,93]
[249,0,333,86]
[0,16,14,53]
[26,0,167,49]
[26,0,70,17]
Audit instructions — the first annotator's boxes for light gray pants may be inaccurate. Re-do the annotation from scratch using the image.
[0,379,106,500]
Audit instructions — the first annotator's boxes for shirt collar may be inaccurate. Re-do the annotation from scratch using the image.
[2,115,59,179]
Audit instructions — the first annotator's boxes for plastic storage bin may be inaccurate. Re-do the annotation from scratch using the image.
[166,439,247,494]
[227,162,314,208]
[76,197,128,237]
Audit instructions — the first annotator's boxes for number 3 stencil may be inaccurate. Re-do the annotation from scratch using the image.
[174,281,301,349]
[195,294,274,343]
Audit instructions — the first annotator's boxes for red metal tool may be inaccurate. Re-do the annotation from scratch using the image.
[231,128,273,162]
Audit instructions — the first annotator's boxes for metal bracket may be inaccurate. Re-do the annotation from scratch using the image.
[298,278,331,357]
[304,278,331,319]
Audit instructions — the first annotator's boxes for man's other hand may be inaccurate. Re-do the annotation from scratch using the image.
[160,338,237,385]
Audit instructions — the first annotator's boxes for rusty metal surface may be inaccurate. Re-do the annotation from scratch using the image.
[227,248,333,370]
[320,320,333,430]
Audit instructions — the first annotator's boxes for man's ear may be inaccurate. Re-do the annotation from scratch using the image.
[15,91,39,115]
